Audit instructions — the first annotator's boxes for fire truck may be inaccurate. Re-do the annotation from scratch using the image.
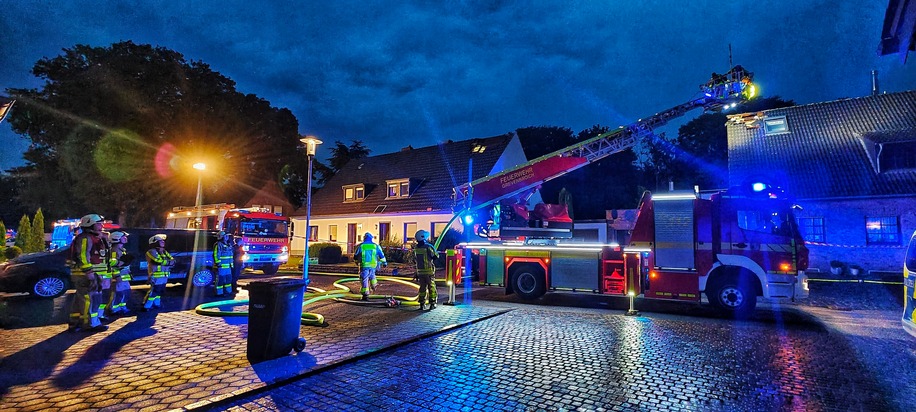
[165,203,290,275]
[449,66,809,316]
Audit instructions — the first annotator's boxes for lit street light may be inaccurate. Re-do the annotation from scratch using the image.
[300,136,322,285]
[193,162,206,215]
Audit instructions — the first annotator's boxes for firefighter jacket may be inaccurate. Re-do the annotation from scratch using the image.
[96,239,113,278]
[146,248,174,280]
[354,241,387,269]
[69,231,104,273]
[109,247,132,281]
[413,240,437,276]
[213,241,234,269]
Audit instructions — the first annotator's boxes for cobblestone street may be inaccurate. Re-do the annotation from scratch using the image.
[0,274,914,411]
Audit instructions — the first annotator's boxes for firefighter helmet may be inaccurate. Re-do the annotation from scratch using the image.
[149,234,167,245]
[216,230,227,239]
[79,214,104,228]
[110,231,129,243]
[415,230,430,242]
[364,232,373,241]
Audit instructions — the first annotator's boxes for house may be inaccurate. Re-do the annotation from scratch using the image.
[726,90,916,274]
[289,133,539,256]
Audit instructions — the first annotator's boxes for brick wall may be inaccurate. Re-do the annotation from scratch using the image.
[798,197,916,275]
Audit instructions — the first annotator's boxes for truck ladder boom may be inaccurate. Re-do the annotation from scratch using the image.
[453,66,754,212]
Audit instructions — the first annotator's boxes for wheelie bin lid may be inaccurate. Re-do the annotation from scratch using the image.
[244,277,306,292]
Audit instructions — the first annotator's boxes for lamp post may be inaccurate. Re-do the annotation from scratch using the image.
[192,162,206,226]
[300,136,322,285]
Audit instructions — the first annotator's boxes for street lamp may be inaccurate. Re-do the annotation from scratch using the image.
[300,136,322,285]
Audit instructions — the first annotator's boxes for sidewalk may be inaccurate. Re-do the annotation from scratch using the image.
[0,275,508,411]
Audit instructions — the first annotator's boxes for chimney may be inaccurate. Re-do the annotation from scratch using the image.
[871,70,880,96]
[400,145,413,152]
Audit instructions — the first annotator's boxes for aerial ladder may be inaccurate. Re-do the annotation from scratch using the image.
[449,65,757,240]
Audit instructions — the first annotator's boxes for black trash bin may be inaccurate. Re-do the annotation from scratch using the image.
[245,277,307,362]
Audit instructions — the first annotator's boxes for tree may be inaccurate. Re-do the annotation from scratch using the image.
[516,125,642,219]
[0,219,6,245]
[644,96,796,191]
[29,208,45,253]
[6,41,302,226]
[14,215,30,251]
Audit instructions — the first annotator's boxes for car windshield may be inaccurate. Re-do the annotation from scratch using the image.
[239,219,288,237]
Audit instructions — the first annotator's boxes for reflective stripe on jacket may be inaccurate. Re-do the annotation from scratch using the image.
[213,241,233,269]
[354,242,386,269]
[414,242,437,276]
[146,248,173,276]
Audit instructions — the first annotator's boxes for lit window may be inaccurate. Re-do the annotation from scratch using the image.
[308,226,318,241]
[472,144,487,153]
[866,216,899,245]
[763,116,789,135]
[386,179,411,199]
[343,184,366,202]
[404,222,417,244]
[328,225,338,242]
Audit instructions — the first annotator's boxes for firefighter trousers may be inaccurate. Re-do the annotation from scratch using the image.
[215,266,232,296]
[144,275,167,309]
[69,272,102,329]
[98,276,112,318]
[110,279,131,313]
[417,274,437,304]
[359,267,378,297]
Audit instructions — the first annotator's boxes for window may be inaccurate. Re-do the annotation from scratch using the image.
[386,179,411,199]
[878,141,916,171]
[379,222,391,241]
[432,222,449,240]
[328,225,338,242]
[763,116,789,135]
[404,222,417,244]
[343,184,366,202]
[798,217,825,243]
[736,208,792,235]
[866,216,899,245]
[308,226,318,241]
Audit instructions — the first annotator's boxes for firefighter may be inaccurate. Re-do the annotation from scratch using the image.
[96,231,113,321]
[67,214,108,332]
[143,234,174,311]
[108,231,133,315]
[353,232,387,301]
[212,231,234,297]
[231,234,243,294]
[412,230,438,310]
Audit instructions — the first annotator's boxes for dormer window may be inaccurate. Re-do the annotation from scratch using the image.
[343,184,366,202]
[386,178,411,199]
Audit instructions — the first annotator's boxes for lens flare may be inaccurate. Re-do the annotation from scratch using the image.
[94,129,144,182]
[155,143,178,178]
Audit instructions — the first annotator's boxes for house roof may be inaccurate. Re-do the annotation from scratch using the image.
[305,134,516,216]
[727,90,916,199]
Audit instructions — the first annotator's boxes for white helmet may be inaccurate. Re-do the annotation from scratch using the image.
[149,234,167,244]
[79,214,104,228]
[364,232,373,241]
[110,231,129,243]
[415,230,430,242]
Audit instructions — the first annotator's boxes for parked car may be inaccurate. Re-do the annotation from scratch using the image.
[0,248,71,298]
[0,228,219,299]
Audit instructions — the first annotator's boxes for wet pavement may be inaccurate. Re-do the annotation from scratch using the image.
[0,273,914,411]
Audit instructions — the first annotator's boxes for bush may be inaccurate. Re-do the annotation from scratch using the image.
[380,235,409,263]
[309,242,342,264]
[3,245,22,260]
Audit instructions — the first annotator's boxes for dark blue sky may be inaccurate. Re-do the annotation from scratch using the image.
[1,1,914,170]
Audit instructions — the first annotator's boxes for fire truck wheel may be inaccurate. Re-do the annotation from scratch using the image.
[511,264,546,300]
[707,276,756,317]
[261,264,280,276]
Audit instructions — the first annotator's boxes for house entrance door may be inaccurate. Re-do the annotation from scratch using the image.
[347,223,357,254]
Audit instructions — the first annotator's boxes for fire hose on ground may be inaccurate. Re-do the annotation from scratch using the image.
[193,275,422,326]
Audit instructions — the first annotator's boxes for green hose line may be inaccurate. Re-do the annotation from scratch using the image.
[331,276,422,305]
[194,286,338,326]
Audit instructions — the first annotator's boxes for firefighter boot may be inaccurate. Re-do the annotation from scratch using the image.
[419,301,427,311]
[429,300,437,310]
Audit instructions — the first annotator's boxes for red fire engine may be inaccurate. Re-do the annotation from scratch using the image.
[448,66,809,316]
[165,203,290,275]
